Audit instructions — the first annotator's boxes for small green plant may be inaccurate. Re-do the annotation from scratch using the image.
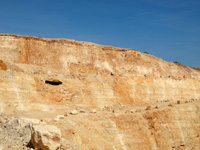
[173,61,181,64]
[144,51,149,54]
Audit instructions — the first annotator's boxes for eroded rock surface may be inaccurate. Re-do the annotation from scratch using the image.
[0,113,33,150]
[0,34,200,149]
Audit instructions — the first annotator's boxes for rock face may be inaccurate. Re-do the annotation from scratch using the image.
[0,34,200,149]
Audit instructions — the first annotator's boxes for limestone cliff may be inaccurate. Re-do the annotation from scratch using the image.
[0,34,200,150]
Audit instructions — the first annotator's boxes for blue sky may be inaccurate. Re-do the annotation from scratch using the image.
[0,0,200,68]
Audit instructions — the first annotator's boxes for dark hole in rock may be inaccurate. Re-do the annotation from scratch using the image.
[45,79,62,85]
[26,140,34,149]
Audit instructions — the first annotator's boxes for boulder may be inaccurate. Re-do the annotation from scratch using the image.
[31,124,62,150]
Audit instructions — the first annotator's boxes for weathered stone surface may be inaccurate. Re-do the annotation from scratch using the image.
[31,124,62,150]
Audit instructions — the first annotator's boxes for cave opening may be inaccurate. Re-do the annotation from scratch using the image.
[45,79,62,86]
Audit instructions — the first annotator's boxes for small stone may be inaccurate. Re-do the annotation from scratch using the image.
[145,106,151,110]
[79,109,85,113]
[185,100,189,103]
[64,112,68,116]
[136,109,142,112]
[113,109,119,113]
[90,109,97,113]
[70,110,78,115]
[130,110,135,113]
[54,117,59,121]
[125,110,130,113]
[177,100,183,104]
[155,106,159,109]
[54,115,65,121]
[57,115,65,119]
[168,103,176,107]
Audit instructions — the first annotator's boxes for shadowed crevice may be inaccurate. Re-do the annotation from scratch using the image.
[45,79,62,85]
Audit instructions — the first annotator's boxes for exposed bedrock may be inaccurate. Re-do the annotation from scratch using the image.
[0,34,200,149]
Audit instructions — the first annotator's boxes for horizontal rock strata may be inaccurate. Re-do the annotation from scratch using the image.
[0,34,200,149]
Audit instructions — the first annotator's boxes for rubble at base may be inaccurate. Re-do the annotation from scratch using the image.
[0,113,33,150]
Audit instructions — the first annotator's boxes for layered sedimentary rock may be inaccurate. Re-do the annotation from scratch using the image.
[0,34,200,149]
